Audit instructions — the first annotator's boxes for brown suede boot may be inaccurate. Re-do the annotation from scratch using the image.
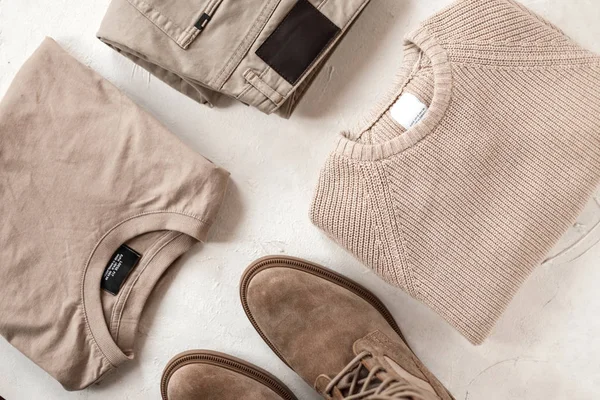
[160,350,297,400]
[240,256,454,400]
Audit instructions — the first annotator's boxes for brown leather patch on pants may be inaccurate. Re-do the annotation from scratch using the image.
[256,0,340,84]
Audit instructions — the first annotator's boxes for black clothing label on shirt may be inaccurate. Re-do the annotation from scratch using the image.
[256,0,340,85]
[101,245,141,296]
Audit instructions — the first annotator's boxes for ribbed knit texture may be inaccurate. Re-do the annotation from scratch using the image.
[310,0,600,344]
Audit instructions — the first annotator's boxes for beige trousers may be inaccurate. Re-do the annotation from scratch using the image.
[97,0,371,117]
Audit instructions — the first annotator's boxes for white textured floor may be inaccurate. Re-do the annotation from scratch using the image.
[1,1,600,399]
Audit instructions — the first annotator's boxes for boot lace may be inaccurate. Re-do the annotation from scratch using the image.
[325,351,437,400]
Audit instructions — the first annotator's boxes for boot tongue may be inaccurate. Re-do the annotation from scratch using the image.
[353,331,437,395]
[314,331,437,399]
[314,332,407,399]
[353,331,405,384]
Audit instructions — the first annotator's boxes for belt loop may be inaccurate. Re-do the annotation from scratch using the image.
[243,69,285,106]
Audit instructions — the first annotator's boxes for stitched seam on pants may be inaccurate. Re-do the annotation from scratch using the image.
[212,0,282,88]
[244,69,285,104]
[127,0,192,48]
[317,0,331,10]
[237,66,270,100]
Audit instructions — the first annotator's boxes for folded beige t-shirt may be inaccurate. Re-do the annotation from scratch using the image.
[0,38,229,390]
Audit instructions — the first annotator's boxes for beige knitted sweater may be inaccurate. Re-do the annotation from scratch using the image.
[310,0,600,344]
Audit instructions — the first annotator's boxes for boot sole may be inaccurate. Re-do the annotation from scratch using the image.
[160,349,298,400]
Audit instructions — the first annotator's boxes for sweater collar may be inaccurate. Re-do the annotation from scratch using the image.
[334,26,453,161]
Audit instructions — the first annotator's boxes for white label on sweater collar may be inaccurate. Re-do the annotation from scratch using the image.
[390,93,428,130]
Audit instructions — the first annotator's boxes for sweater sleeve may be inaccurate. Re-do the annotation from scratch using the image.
[310,154,415,294]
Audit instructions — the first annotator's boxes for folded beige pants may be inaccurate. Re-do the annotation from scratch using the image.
[0,38,229,391]
[97,0,371,117]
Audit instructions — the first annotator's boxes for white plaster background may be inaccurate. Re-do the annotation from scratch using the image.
[1,0,600,399]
